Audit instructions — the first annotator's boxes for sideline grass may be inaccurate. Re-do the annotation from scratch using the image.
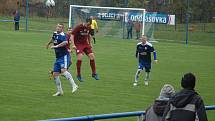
[0,30,214,121]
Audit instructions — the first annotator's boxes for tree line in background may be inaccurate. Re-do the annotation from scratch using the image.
[0,0,214,23]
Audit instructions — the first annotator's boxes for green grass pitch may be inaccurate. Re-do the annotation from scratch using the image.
[0,30,214,121]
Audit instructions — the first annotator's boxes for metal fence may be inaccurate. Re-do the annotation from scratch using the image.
[39,105,215,121]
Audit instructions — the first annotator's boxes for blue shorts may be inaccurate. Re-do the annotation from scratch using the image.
[138,61,151,72]
[53,54,71,73]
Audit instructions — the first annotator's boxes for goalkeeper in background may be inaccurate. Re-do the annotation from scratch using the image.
[133,35,157,86]
[90,16,98,44]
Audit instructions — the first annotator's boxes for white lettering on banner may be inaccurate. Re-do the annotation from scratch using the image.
[130,15,142,21]
[97,13,123,20]
[97,12,174,24]
[145,16,167,23]
[129,15,167,24]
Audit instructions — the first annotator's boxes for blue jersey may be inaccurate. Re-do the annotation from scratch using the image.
[136,41,155,63]
[52,32,68,58]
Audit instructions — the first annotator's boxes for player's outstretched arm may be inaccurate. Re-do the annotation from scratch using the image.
[46,38,53,49]
[50,41,67,49]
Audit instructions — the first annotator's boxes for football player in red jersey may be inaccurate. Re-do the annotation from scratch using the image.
[71,18,99,81]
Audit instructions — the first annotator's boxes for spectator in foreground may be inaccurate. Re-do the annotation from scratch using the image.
[162,73,208,121]
[143,84,175,121]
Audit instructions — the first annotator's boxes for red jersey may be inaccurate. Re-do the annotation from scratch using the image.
[72,24,91,45]
[66,33,71,50]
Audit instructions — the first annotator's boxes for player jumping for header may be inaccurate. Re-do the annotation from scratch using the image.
[47,23,78,96]
[71,18,99,82]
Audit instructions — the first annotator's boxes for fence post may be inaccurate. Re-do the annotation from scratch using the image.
[25,0,29,32]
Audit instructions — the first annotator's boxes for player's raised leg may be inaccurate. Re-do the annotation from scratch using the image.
[48,70,54,80]
[62,70,78,93]
[61,55,78,93]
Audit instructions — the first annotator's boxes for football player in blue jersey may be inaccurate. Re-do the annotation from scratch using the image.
[47,23,78,96]
[133,35,158,86]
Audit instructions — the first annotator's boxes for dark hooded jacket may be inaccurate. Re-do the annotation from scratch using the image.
[143,99,168,121]
[162,89,208,121]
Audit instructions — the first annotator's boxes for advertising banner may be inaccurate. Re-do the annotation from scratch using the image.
[97,12,175,25]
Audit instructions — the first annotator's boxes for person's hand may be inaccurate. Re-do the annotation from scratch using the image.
[96,30,98,33]
[154,60,158,64]
[50,45,58,49]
